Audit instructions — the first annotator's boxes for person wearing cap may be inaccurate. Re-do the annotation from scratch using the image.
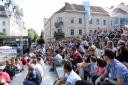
[95,49,128,85]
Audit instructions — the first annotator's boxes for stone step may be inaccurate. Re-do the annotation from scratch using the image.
[55,66,64,78]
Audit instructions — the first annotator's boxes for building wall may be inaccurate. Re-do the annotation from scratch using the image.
[0,17,10,35]
[44,12,110,42]
[88,15,110,31]
[111,13,128,29]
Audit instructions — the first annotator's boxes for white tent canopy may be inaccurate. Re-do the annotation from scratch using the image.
[0,46,12,50]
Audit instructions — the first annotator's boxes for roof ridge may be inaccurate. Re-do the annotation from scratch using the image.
[70,4,76,10]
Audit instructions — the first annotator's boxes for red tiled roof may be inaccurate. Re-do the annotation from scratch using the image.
[55,3,109,16]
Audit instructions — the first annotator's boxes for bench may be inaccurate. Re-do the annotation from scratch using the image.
[55,66,64,78]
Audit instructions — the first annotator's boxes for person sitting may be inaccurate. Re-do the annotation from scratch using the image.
[32,59,44,79]
[116,40,128,67]
[0,78,9,85]
[91,58,106,85]
[70,47,83,70]
[53,60,81,85]
[0,70,11,85]
[75,80,93,85]
[3,60,17,80]
[95,49,128,85]
[23,64,42,85]
[50,50,63,71]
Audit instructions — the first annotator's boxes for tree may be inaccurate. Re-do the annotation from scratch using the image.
[37,37,45,46]
[0,32,6,36]
[54,30,65,40]
[37,31,45,46]
[28,28,38,42]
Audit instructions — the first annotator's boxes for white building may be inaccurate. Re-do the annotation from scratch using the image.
[44,3,110,42]
[0,0,27,36]
[107,3,128,29]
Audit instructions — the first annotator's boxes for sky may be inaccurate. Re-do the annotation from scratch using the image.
[13,0,128,35]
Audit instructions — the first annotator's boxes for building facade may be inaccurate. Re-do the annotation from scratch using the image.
[0,0,27,36]
[108,3,128,29]
[44,3,110,42]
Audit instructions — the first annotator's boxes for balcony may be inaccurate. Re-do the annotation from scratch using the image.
[55,21,64,28]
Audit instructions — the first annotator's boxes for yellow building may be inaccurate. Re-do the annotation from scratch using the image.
[44,2,110,42]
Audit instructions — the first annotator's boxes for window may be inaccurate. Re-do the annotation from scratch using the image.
[96,19,100,25]
[79,29,82,35]
[58,29,62,32]
[111,20,112,26]
[114,17,118,24]
[103,20,107,25]
[57,17,62,22]
[79,18,82,24]
[71,17,74,23]
[2,28,6,33]
[71,29,74,35]
[2,21,6,26]
[89,19,93,24]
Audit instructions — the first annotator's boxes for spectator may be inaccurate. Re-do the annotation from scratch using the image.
[95,49,128,85]
[49,50,63,71]
[116,40,128,64]
[91,58,106,84]
[32,59,44,79]
[105,41,116,53]
[37,57,44,70]
[23,64,42,85]
[0,78,9,85]
[0,70,11,85]
[62,60,81,85]
[70,47,83,68]
[3,60,17,80]
[75,80,93,85]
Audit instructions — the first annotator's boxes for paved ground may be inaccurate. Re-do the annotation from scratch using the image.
[12,63,57,85]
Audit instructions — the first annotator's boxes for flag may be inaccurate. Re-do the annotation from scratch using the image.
[83,0,91,21]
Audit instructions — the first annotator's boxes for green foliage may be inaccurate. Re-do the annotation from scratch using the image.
[54,30,65,40]
[37,37,45,45]
[0,32,6,36]
[28,28,38,42]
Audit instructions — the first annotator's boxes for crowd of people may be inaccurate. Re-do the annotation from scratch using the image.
[0,48,45,85]
[46,28,128,85]
[0,28,128,85]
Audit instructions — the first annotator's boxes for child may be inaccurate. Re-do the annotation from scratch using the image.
[91,58,106,84]
[84,56,97,80]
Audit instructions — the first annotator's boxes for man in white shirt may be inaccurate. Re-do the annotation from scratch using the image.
[62,60,81,85]
[32,59,44,79]
[50,50,63,71]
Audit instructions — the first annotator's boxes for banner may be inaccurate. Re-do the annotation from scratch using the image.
[83,0,91,21]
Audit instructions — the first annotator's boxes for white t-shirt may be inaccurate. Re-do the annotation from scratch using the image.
[66,70,81,85]
[55,54,63,64]
[34,63,44,78]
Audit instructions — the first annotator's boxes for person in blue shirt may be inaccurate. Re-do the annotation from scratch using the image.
[95,49,128,85]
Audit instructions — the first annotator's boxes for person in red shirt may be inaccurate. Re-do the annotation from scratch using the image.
[0,70,11,85]
[72,47,83,63]
[21,57,28,65]
[70,47,83,70]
